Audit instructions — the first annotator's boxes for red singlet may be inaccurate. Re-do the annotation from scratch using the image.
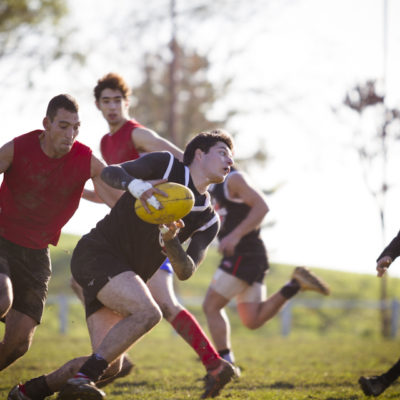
[100,119,143,164]
[0,130,92,248]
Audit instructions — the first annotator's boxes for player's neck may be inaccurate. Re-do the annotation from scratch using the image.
[188,166,209,194]
[109,118,128,134]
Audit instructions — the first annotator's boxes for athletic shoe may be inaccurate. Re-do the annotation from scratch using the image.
[57,377,105,400]
[292,266,330,295]
[358,375,390,397]
[97,355,135,388]
[202,359,235,398]
[7,385,33,400]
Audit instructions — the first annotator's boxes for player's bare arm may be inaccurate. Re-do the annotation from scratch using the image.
[0,141,14,174]
[90,155,123,208]
[160,220,196,280]
[219,172,269,256]
[132,127,183,161]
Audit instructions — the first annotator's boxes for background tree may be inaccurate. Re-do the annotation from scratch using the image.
[130,45,234,149]
[344,79,400,337]
[0,0,82,88]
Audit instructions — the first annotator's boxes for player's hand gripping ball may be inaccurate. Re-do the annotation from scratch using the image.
[135,182,194,224]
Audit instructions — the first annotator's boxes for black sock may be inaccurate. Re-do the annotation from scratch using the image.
[24,375,53,400]
[381,358,400,384]
[280,279,301,299]
[218,349,230,358]
[79,353,109,382]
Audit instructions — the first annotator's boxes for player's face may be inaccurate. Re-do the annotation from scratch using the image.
[43,108,80,157]
[202,142,233,183]
[96,88,129,127]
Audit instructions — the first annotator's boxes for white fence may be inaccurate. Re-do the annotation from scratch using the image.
[47,296,400,337]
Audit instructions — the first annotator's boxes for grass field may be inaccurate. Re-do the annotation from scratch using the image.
[1,233,400,399]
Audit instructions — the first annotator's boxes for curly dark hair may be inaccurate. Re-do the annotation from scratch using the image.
[183,129,234,166]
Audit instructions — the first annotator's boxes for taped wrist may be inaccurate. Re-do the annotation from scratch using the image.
[127,179,153,198]
[127,179,161,210]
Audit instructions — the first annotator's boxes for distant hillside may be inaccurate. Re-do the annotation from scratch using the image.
[49,233,400,301]
[48,233,400,338]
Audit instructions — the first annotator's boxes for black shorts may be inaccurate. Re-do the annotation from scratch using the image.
[71,238,133,318]
[0,236,51,324]
[218,249,269,285]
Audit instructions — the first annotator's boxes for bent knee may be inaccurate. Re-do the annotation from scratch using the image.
[202,299,218,315]
[5,339,32,365]
[0,277,13,318]
[242,317,263,330]
[147,305,163,328]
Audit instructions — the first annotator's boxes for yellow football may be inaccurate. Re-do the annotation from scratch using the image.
[134,182,195,224]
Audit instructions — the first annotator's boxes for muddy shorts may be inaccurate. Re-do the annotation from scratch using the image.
[0,236,51,324]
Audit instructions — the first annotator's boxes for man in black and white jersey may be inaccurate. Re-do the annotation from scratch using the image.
[202,167,330,375]
[7,130,235,400]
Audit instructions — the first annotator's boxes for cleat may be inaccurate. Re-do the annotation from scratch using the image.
[232,364,241,379]
[202,359,235,398]
[359,375,390,397]
[97,355,135,388]
[292,266,330,295]
[7,385,33,400]
[57,377,105,400]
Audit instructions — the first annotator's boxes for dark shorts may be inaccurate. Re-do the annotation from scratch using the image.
[0,236,51,324]
[218,249,269,285]
[71,238,133,318]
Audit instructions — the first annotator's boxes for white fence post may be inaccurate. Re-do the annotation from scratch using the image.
[58,295,68,334]
[391,299,399,338]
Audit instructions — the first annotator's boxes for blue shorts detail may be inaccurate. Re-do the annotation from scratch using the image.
[160,258,173,274]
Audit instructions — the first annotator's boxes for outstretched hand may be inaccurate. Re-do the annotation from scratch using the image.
[376,256,392,277]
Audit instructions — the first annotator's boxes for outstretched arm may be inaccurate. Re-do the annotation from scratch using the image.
[376,230,400,277]
[218,171,269,256]
[101,152,172,212]
[90,155,124,208]
[132,127,183,161]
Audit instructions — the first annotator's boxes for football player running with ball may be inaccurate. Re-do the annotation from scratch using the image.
[75,72,235,389]
[8,130,236,400]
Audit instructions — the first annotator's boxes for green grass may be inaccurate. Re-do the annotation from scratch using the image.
[1,233,400,398]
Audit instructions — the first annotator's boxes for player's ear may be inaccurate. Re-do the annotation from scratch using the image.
[95,101,101,110]
[43,117,50,130]
[194,148,204,161]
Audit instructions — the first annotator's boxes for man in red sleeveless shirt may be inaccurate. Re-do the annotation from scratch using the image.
[0,94,121,374]
[77,73,232,388]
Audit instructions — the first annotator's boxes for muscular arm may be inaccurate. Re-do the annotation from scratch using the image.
[218,172,269,256]
[132,127,183,161]
[0,141,14,174]
[164,218,219,281]
[101,152,172,190]
[90,155,124,207]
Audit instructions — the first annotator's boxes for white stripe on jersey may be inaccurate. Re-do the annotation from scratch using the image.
[162,152,174,180]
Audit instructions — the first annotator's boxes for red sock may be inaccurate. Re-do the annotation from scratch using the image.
[171,309,221,371]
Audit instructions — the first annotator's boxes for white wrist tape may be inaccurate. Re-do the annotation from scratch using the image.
[159,225,169,235]
[127,179,161,210]
[127,179,152,198]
